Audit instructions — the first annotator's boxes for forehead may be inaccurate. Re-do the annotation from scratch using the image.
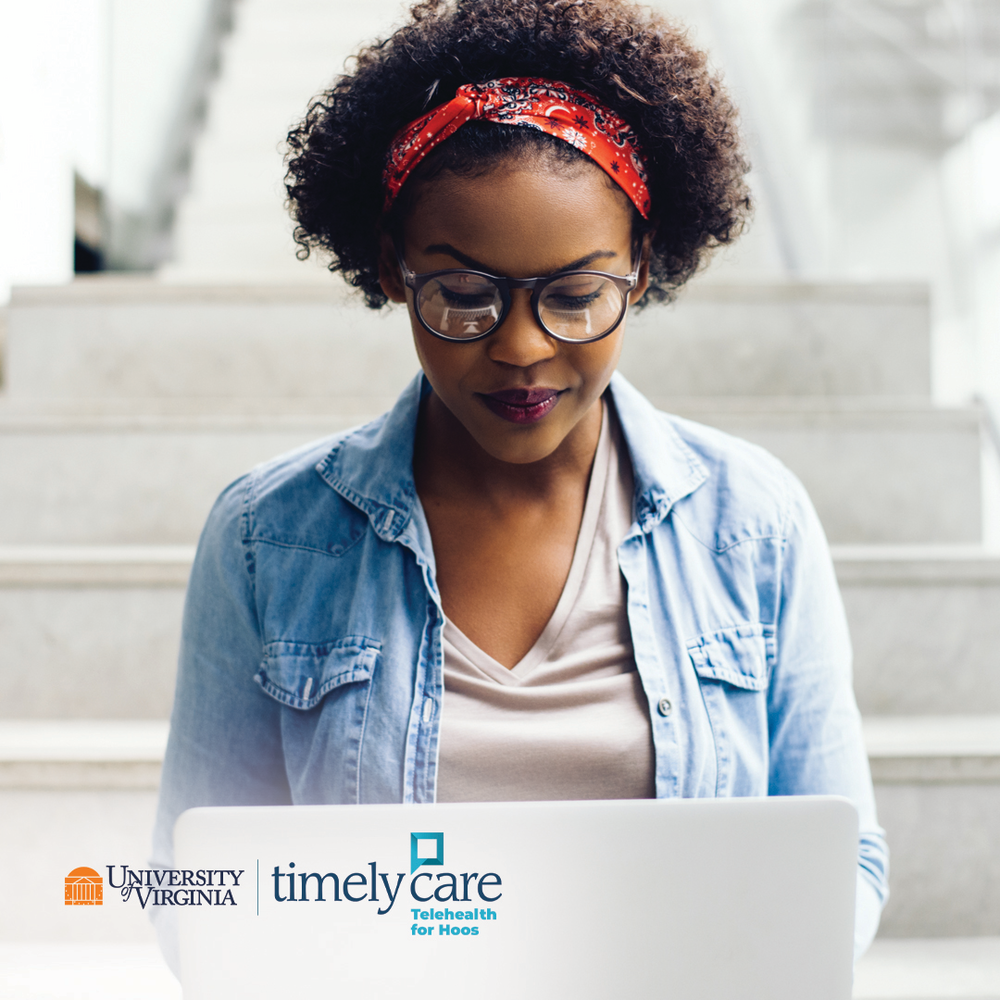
[400,158,634,276]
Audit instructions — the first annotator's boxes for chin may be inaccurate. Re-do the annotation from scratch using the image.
[472,424,567,465]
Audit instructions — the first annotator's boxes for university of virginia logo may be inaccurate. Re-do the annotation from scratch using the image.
[108,866,243,908]
[65,867,103,906]
[65,865,242,909]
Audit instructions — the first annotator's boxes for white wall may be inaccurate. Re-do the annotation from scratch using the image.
[0,0,215,303]
[0,0,106,301]
[690,0,1000,406]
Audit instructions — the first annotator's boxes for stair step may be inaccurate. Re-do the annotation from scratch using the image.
[0,404,981,545]
[0,790,163,944]
[0,938,998,999]
[2,715,997,788]
[865,716,1000,937]
[661,402,983,545]
[4,280,419,402]
[0,943,179,997]
[622,282,930,398]
[6,279,929,401]
[0,416,358,544]
[0,545,194,585]
[833,546,1000,715]
[2,276,971,546]
[0,721,168,789]
[4,544,1000,718]
[864,715,1000,781]
[853,937,1000,999]
[0,546,191,718]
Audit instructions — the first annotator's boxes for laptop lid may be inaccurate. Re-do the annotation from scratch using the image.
[173,796,857,999]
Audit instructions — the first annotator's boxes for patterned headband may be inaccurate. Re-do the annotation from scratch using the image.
[382,77,651,218]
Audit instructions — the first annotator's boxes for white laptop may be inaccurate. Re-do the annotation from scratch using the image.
[174,796,857,999]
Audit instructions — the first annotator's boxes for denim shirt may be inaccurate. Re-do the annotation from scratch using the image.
[153,372,887,957]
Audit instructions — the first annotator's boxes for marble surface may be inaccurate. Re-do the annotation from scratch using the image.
[0,790,161,943]
[5,543,1000,718]
[7,279,930,400]
[0,944,180,1000]
[0,407,982,544]
[0,936,999,999]
[0,584,183,719]
[854,937,1000,998]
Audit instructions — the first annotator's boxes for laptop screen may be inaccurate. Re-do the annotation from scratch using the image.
[174,796,857,1000]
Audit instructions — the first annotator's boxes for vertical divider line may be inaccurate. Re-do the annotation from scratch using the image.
[256,859,259,916]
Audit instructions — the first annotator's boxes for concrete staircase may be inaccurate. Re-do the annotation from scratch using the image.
[2,275,999,997]
[160,0,410,284]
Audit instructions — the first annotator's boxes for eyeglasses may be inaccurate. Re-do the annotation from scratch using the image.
[395,242,640,344]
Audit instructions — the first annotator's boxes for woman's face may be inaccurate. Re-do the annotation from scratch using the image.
[379,156,649,465]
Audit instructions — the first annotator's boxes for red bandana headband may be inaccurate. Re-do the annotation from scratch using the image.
[383,77,651,218]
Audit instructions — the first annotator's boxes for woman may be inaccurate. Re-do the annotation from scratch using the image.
[153,0,888,967]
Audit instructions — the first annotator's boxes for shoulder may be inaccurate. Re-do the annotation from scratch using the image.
[611,375,807,551]
[662,412,803,548]
[201,417,389,556]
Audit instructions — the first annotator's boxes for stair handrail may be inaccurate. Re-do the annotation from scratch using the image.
[105,0,238,271]
[975,394,1000,461]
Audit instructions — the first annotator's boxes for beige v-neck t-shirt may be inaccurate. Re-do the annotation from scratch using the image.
[436,401,656,802]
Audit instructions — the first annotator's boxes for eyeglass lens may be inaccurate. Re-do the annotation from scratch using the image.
[415,272,627,340]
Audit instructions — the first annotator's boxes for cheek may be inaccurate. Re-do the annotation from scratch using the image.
[410,322,477,395]
[576,331,625,392]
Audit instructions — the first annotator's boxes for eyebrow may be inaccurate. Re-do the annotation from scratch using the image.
[422,243,621,274]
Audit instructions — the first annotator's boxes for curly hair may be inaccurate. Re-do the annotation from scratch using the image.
[284,0,751,308]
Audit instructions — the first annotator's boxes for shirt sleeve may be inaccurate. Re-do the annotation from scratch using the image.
[149,475,291,973]
[767,471,889,961]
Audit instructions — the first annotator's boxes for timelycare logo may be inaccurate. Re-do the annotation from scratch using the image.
[65,867,102,906]
[269,831,501,938]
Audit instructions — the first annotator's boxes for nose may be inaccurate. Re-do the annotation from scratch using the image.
[485,291,557,368]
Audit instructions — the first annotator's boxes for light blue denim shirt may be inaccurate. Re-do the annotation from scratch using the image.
[153,371,887,958]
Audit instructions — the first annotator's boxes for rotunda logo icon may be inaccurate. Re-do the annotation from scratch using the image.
[65,867,103,906]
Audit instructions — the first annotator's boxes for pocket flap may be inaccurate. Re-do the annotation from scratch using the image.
[255,636,380,710]
[686,625,770,691]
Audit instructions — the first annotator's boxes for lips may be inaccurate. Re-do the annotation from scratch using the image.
[479,387,562,424]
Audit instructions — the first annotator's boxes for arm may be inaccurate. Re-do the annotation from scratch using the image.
[767,474,888,960]
[150,476,291,972]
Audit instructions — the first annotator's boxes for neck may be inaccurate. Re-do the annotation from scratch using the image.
[414,391,603,506]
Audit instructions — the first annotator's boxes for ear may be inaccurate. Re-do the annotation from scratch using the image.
[377,231,407,304]
[628,232,654,304]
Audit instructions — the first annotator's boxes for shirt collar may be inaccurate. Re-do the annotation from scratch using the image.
[316,370,707,540]
[316,373,424,543]
[606,372,708,531]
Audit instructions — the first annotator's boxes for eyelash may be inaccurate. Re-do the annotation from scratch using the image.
[440,287,496,306]
[545,290,603,309]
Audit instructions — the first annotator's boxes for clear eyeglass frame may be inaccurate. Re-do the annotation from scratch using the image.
[394,241,640,344]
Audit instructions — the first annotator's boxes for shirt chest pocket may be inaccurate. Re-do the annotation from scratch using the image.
[255,636,381,710]
[687,624,772,796]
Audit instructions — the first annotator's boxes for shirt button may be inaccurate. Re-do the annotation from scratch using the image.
[657,697,672,718]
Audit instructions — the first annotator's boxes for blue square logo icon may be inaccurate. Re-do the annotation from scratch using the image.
[410,832,444,873]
